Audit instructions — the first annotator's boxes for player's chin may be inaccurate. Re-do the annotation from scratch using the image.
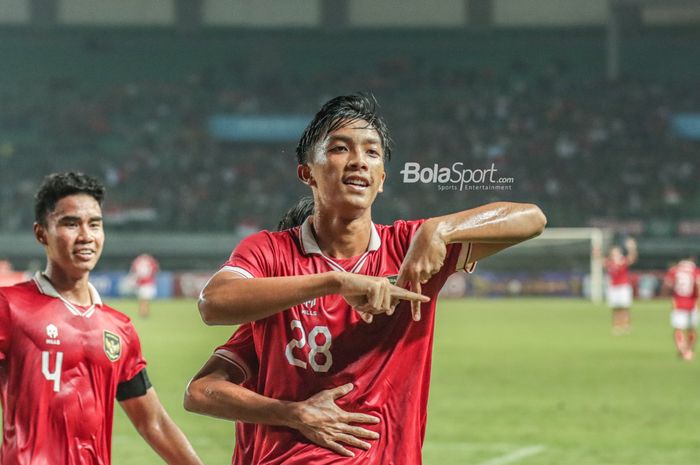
[72,257,99,272]
[342,187,378,203]
[338,194,374,211]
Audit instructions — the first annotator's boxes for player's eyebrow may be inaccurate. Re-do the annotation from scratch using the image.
[328,134,381,146]
[57,215,103,223]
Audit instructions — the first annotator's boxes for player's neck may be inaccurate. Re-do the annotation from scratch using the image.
[43,266,93,306]
[311,211,372,259]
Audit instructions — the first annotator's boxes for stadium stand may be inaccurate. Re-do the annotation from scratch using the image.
[1,28,699,234]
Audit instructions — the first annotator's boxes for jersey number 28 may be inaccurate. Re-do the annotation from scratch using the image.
[285,320,332,372]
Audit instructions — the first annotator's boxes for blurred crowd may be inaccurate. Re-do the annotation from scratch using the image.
[1,53,698,233]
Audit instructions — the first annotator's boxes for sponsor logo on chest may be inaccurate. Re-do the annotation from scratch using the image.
[301,298,318,316]
[45,323,61,345]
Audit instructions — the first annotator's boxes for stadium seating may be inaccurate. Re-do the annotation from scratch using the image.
[1,28,698,232]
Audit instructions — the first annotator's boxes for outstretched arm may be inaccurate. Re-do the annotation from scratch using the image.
[624,238,638,265]
[198,270,428,325]
[427,201,546,260]
[184,357,380,458]
[119,388,203,465]
[199,271,339,324]
[396,202,546,320]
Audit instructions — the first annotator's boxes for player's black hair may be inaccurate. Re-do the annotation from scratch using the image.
[277,196,314,231]
[34,172,105,226]
[295,93,392,165]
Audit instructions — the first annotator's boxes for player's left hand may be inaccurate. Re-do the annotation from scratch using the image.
[395,220,447,321]
[291,383,381,457]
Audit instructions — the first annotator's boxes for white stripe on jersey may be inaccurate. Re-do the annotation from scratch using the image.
[221,266,255,279]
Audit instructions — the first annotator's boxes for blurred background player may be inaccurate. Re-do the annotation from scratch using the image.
[0,172,202,465]
[662,257,700,361]
[605,238,638,334]
[130,253,160,318]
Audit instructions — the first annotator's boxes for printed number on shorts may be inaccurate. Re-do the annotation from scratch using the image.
[285,320,332,372]
[42,351,63,392]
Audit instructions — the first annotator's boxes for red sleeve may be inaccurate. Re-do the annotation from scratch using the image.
[214,323,258,384]
[221,231,277,279]
[0,291,10,362]
[391,219,426,253]
[119,322,147,383]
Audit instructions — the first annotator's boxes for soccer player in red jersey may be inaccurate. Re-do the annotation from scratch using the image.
[188,94,546,464]
[130,253,160,318]
[605,238,638,334]
[186,198,378,465]
[662,258,700,361]
[0,173,202,465]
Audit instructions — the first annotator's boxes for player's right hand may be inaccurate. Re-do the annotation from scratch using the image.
[291,383,380,457]
[337,273,430,323]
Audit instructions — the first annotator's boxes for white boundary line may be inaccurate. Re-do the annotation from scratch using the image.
[474,445,546,465]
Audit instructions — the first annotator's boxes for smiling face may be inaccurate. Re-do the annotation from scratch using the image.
[34,193,104,280]
[298,119,386,217]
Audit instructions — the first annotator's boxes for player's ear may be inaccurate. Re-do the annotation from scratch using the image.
[377,170,386,193]
[33,222,47,246]
[297,164,315,187]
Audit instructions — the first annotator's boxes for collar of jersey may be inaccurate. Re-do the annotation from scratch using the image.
[299,217,380,273]
[33,271,102,318]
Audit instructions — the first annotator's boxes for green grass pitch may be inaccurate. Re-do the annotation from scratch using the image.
[12,298,700,464]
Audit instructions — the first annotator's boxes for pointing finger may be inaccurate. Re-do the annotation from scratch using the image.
[395,267,407,289]
[411,281,422,322]
[389,285,430,303]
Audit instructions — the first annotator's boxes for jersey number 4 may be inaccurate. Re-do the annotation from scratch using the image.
[285,320,332,372]
[42,351,63,392]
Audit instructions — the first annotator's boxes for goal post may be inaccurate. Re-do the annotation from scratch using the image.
[533,228,609,303]
[459,227,612,301]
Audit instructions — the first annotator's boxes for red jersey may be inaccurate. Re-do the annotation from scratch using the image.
[0,273,147,465]
[130,254,159,286]
[220,218,475,465]
[665,262,700,311]
[606,257,630,286]
[214,324,258,465]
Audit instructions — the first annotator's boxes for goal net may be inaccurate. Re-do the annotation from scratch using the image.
[460,227,611,302]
